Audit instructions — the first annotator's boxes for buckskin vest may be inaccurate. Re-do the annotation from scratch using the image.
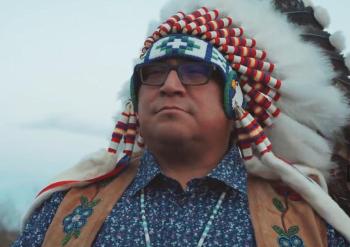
[41,157,327,246]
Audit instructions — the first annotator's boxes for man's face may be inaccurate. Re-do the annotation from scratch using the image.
[137,57,233,146]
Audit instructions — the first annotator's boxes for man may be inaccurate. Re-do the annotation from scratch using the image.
[13,0,350,246]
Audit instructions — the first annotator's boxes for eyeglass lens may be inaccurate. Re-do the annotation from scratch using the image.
[139,63,213,85]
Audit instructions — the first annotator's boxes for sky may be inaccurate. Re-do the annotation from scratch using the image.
[0,0,349,230]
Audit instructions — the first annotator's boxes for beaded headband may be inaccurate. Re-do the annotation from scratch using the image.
[130,34,243,118]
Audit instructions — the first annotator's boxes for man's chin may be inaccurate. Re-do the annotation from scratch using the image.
[151,126,193,145]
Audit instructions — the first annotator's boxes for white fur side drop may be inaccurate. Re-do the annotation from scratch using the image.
[330,31,346,52]
[345,53,350,71]
[313,6,330,28]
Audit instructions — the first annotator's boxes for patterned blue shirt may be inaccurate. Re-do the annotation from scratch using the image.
[13,147,349,246]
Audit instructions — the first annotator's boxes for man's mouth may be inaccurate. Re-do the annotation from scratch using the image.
[157,106,186,113]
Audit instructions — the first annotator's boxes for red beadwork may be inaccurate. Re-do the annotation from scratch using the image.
[193,17,233,35]
[211,37,256,47]
[166,11,186,25]
[232,64,281,89]
[173,7,209,32]
[184,9,219,33]
[226,55,274,72]
[201,27,243,40]
[220,45,266,59]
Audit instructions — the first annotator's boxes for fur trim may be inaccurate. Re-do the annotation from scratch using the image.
[21,180,90,231]
[313,6,330,28]
[345,53,350,71]
[21,150,118,230]
[52,149,117,181]
[330,31,346,52]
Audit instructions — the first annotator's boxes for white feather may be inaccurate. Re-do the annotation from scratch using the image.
[264,113,335,175]
[313,6,330,28]
[277,84,349,139]
[330,31,346,52]
[302,0,314,7]
[345,53,350,71]
[158,0,350,139]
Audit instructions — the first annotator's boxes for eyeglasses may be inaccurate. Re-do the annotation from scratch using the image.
[137,62,217,86]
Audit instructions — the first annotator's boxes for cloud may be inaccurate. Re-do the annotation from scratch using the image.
[21,114,111,137]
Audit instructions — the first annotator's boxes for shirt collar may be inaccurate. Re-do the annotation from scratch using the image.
[127,146,247,197]
[207,146,247,195]
[127,150,161,197]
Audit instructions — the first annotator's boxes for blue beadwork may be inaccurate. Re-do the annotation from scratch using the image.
[278,235,304,247]
[61,196,101,246]
[63,205,92,233]
[272,196,305,247]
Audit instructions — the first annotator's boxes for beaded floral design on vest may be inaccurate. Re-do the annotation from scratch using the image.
[272,194,305,247]
[61,196,101,246]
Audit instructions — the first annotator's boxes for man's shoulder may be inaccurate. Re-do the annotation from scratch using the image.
[21,150,141,230]
[12,191,66,247]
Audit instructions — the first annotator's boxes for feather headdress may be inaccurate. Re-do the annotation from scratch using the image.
[23,0,350,240]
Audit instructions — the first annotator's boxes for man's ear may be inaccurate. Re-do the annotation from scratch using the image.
[136,112,141,136]
[130,73,139,111]
[229,121,237,147]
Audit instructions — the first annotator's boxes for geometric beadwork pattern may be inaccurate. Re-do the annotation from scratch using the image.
[150,35,205,59]
[146,34,228,77]
[211,47,228,74]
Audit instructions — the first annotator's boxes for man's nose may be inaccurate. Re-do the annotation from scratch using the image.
[159,70,186,96]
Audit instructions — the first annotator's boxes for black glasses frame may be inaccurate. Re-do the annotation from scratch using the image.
[137,62,217,86]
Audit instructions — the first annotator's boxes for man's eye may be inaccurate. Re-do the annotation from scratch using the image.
[182,65,209,76]
[147,69,164,75]
[144,69,164,78]
[141,66,167,83]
